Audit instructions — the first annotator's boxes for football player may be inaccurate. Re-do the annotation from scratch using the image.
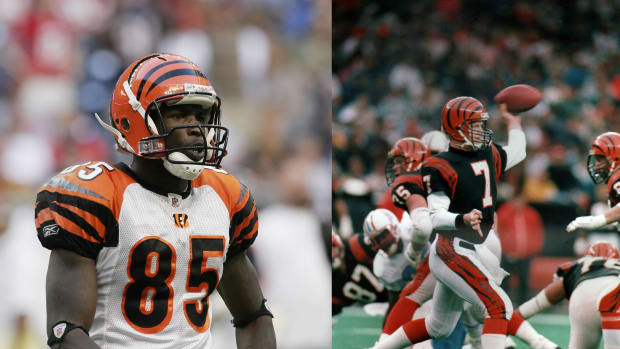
[377,124,554,349]
[373,98,536,349]
[515,241,620,348]
[567,132,620,233]
[35,54,276,348]
[332,229,388,316]
[377,138,435,335]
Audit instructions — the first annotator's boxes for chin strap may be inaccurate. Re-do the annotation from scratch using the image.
[162,152,205,180]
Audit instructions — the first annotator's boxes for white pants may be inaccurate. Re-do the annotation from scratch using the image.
[569,276,620,349]
[425,232,512,338]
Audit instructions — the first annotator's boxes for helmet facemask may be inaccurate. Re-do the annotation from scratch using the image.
[458,117,493,151]
[385,155,411,187]
[140,93,229,179]
[587,153,612,184]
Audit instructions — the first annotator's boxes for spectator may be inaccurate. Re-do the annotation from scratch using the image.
[497,180,545,304]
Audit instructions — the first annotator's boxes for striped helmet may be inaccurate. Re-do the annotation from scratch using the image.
[585,241,619,259]
[363,209,399,253]
[587,132,620,184]
[99,53,228,170]
[441,96,492,151]
[385,137,430,186]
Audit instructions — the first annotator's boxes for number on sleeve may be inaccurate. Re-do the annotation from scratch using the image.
[613,181,620,196]
[471,160,492,208]
[423,175,432,195]
[78,161,115,180]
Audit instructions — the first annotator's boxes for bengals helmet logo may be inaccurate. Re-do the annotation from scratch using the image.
[173,213,189,228]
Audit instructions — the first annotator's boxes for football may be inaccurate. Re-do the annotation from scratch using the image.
[493,84,542,113]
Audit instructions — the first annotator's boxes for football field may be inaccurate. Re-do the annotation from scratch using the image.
[332,305,604,349]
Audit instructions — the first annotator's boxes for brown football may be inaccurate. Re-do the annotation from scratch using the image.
[493,84,542,113]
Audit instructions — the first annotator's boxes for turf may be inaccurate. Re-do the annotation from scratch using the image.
[332,305,603,348]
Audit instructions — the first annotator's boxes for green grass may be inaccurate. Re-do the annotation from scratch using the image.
[332,305,603,349]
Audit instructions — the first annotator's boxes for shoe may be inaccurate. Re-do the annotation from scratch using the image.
[531,335,560,349]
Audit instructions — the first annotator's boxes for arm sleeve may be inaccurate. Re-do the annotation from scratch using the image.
[502,129,526,171]
[427,192,458,230]
[228,183,259,259]
[35,174,119,260]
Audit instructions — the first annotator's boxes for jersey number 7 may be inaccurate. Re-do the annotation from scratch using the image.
[471,160,493,208]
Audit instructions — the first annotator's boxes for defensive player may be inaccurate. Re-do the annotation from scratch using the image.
[332,229,388,316]
[373,98,533,349]
[567,132,620,233]
[515,241,620,348]
[35,53,276,348]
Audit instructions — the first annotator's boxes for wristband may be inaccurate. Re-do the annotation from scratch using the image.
[455,214,466,230]
[232,299,274,328]
[47,321,89,347]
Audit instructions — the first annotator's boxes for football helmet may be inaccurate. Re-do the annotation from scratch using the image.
[363,208,399,254]
[332,230,345,269]
[385,137,430,186]
[585,241,619,259]
[441,96,492,151]
[421,130,449,154]
[95,53,228,180]
[587,132,620,184]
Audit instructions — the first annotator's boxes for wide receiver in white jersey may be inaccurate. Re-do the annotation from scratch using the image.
[35,53,275,349]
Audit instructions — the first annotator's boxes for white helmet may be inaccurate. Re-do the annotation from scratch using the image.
[363,209,399,254]
[421,130,449,154]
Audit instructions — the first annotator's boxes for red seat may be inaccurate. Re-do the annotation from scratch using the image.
[528,257,573,291]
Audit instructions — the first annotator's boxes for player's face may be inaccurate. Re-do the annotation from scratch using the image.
[465,119,491,150]
[160,104,213,161]
[365,228,398,254]
[588,154,610,183]
[392,155,408,176]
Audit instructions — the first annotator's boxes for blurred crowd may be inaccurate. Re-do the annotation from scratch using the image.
[0,0,331,348]
[332,0,620,303]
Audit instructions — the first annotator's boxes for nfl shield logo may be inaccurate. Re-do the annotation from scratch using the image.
[53,323,67,338]
[168,193,181,207]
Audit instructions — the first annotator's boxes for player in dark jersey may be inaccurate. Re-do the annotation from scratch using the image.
[515,241,620,348]
[332,230,388,316]
[567,132,620,232]
[378,138,437,336]
[373,98,551,349]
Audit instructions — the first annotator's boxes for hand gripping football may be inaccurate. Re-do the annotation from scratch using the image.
[493,84,542,113]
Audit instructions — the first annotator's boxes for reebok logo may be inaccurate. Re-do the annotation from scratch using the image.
[43,224,60,237]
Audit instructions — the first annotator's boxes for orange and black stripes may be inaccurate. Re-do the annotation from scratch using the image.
[135,59,186,100]
[423,157,458,197]
[227,184,258,258]
[442,97,484,139]
[436,236,508,319]
[35,190,118,259]
[348,234,374,265]
[131,56,210,101]
[491,144,503,180]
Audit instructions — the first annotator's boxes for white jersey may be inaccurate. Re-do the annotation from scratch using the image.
[35,162,258,348]
[372,214,417,291]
